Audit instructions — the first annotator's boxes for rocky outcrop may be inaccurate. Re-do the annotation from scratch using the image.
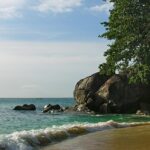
[74,73,110,107]
[43,104,63,113]
[13,104,36,111]
[74,73,150,114]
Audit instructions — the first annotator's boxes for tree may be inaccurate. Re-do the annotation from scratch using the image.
[99,0,150,83]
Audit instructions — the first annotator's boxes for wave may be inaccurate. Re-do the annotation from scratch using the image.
[0,120,150,150]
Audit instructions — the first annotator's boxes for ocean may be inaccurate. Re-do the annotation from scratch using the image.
[0,98,150,150]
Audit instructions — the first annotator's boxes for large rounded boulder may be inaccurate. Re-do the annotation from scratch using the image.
[97,74,150,113]
[73,72,110,112]
[13,104,36,111]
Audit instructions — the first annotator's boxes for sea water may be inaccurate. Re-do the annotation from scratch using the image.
[0,98,150,150]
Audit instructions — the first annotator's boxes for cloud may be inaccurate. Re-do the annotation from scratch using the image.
[34,0,82,13]
[0,0,83,19]
[0,0,26,19]
[90,0,113,15]
[0,41,108,97]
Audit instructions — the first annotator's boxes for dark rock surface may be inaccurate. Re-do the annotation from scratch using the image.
[74,73,150,114]
[13,104,36,111]
[43,104,63,113]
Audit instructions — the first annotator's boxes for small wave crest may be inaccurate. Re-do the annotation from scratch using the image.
[0,120,150,150]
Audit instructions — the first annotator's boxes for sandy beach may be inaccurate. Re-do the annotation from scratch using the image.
[41,125,150,150]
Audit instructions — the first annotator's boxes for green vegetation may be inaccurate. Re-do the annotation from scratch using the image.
[99,0,150,83]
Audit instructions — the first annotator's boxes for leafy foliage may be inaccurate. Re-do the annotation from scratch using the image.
[99,0,150,83]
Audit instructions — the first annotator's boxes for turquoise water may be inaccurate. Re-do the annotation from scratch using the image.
[0,98,150,150]
[0,98,74,134]
[0,98,149,134]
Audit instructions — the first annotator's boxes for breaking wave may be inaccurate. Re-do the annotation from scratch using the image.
[0,120,150,150]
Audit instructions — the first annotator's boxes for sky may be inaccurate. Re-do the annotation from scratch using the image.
[0,0,113,98]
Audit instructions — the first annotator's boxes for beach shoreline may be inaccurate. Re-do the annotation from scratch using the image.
[41,125,150,150]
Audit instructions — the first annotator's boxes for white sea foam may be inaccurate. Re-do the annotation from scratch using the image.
[0,120,149,150]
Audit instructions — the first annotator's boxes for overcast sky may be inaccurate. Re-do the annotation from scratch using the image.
[0,0,112,97]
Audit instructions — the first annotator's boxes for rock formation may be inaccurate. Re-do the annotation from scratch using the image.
[43,104,63,113]
[74,73,150,114]
[13,104,36,111]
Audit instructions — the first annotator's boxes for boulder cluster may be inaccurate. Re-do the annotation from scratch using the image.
[13,104,64,113]
[74,73,150,114]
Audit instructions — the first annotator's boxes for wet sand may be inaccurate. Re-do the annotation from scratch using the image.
[41,125,150,150]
